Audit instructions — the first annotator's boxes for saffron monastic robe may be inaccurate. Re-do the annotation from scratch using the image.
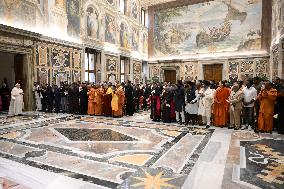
[87,87,96,115]
[94,87,105,116]
[213,87,231,127]
[257,88,277,132]
[112,87,125,117]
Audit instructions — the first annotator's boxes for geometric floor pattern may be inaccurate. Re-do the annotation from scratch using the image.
[0,112,213,188]
[0,112,283,189]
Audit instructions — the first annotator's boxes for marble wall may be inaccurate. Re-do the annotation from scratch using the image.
[270,0,284,79]
[35,42,83,85]
[271,0,284,45]
[149,56,269,82]
[133,60,142,84]
[105,55,119,84]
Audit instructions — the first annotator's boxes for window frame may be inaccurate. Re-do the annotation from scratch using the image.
[84,49,96,83]
[141,8,146,26]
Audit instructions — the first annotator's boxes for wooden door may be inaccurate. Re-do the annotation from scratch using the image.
[164,70,176,83]
[203,64,223,82]
[14,54,24,85]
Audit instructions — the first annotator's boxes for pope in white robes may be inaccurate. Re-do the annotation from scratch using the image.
[8,83,24,116]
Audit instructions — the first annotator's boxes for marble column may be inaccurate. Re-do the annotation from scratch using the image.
[23,53,34,111]
[129,58,134,82]
[101,51,107,82]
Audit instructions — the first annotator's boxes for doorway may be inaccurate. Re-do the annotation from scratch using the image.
[164,70,177,83]
[203,64,223,82]
[0,52,25,111]
[120,56,130,83]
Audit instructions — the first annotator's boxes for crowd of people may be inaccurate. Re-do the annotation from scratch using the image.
[0,77,283,134]
[31,81,143,117]
[150,77,284,134]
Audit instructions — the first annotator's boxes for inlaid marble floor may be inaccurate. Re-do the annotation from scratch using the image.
[0,112,283,189]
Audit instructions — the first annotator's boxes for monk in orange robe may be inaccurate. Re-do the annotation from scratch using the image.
[213,81,231,127]
[87,85,96,115]
[94,85,105,116]
[257,81,277,133]
[112,85,125,117]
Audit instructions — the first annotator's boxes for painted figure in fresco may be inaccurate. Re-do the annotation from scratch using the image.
[105,15,115,44]
[120,23,129,48]
[132,1,138,19]
[142,33,148,53]
[106,0,114,5]
[132,28,139,51]
[67,0,81,37]
[86,7,99,39]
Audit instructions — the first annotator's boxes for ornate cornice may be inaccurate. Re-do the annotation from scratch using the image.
[0,24,83,49]
[0,24,41,39]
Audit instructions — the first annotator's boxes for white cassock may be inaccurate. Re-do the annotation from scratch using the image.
[185,90,199,115]
[33,86,42,111]
[198,88,215,117]
[8,87,23,115]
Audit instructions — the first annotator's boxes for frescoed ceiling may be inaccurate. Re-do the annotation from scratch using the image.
[141,0,177,8]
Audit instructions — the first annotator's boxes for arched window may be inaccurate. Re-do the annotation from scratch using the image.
[119,0,126,15]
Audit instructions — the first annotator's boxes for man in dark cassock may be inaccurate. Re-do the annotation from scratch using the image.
[151,83,162,121]
[143,84,151,111]
[174,80,185,124]
[68,83,79,114]
[54,85,61,113]
[125,80,135,116]
[46,85,54,113]
[276,80,284,134]
[161,86,173,123]
[133,84,140,112]
[185,82,198,125]
[1,80,10,111]
[79,82,88,115]
[41,84,48,112]
[60,83,68,113]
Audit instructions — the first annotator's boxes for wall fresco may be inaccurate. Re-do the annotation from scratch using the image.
[35,43,82,85]
[153,0,262,57]
[66,0,81,38]
[120,22,129,48]
[133,61,142,83]
[106,55,118,83]
[142,32,148,54]
[0,0,148,57]
[105,14,116,44]
[132,27,139,51]
[131,0,139,20]
[86,6,100,39]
